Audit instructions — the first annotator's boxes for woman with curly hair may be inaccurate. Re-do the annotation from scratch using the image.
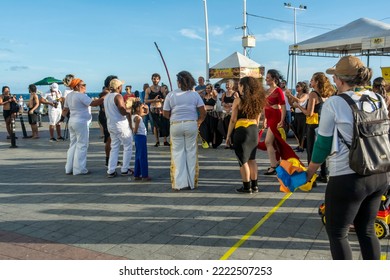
[226,76,266,193]
[293,72,335,183]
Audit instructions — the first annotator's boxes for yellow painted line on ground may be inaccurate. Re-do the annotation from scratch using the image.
[220,192,293,260]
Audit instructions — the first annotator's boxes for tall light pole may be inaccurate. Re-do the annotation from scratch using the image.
[243,0,247,56]
[241,0,255,57]
[284,3,307,89]
[203,0,210,82]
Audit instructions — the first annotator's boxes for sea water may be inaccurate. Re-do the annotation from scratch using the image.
[16,92,101,102]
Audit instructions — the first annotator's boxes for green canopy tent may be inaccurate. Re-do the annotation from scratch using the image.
[33,77,63,86]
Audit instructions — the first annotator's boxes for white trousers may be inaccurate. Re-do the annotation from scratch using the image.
[48,107,62,126]
[107,125,133,174]
[65,121,89,175]
[170,121,199,190]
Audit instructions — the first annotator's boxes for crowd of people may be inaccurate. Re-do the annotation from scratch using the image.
[1,57,390,259]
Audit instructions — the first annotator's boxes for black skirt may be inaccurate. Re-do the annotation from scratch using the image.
[233,124,258,166]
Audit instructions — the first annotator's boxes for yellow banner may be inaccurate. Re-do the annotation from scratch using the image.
[209,67,263,79]
[381,67,390,83]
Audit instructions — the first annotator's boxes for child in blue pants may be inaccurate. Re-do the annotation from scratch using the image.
[132,101,151,181]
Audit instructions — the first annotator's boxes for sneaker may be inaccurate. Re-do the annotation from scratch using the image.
[50,138,57,142]
[251,186,259,193]
[57,136,65,141]
[121,169,134,176]
[107,171,117,178]
[134,176,142,181]
[236,187,252,194]
[154,142,160,147]
[202,141,209,149]
[163,141,170,146]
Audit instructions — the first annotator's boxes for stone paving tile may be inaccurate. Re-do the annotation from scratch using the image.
[0,118,389,261]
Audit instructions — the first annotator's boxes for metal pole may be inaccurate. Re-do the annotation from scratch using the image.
[293,8,298,87]
[243,0,247,56]
[19,114,28,138]
[284,3,307,89]
[10,116,17,148]
[203,0,210,82]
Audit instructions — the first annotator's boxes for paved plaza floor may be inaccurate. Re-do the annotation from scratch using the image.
[0,114,389,260]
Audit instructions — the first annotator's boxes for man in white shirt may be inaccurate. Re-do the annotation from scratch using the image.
[104,79,133,178]
[41,83,64,141]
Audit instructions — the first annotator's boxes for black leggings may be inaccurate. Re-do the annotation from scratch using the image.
[325,173,388,259]
[306,124,327,177]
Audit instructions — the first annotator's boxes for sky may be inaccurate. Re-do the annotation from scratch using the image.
[1,0,390,94]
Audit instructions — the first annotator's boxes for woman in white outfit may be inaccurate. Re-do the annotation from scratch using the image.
[62,78,104,175]
[163,71,206,191]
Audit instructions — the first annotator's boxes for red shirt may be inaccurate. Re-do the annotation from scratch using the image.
[266,87,285,107]
[123,93,136,102]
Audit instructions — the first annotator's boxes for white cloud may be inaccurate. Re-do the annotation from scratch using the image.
[231,28,293,43]
[179,29,204,40]
[256,28,292,43]
[209,25,230,36]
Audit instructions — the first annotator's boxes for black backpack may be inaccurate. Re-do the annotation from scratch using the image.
[337,93,390,175]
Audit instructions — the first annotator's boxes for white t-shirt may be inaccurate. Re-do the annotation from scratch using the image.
[318,90,388,176]
[43,91,62,112]
[163,89,205,122]
[132,114,147,136]
[64,91,92,124]
[63,88,73,99]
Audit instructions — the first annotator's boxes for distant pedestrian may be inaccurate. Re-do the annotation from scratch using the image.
[140,83,153,134]
[27,84,40,139]
[145,73,169,146]
[18,95,24,115]
[0,86,18,139]
[195,76,206,97]
[41,83,64,141]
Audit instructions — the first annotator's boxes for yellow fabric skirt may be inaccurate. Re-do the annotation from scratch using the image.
[235,119,257,129]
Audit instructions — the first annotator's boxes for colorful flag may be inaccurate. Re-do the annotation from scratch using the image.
[276,158,318,192]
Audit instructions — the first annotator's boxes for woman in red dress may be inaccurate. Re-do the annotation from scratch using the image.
[261,69,298,175]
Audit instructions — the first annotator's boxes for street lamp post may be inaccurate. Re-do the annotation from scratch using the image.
[203,0,210,82]
[284,3,307,90]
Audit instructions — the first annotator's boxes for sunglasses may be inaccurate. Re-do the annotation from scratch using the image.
[80,84,86,87]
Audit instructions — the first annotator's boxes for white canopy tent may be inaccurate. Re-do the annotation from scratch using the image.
[286,18,390,88]
[209,52,264,80]
[289,17,390,59]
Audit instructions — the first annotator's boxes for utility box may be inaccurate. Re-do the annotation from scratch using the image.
[242,35,256,48]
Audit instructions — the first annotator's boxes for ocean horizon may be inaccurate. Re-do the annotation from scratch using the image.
[15,92,103,102]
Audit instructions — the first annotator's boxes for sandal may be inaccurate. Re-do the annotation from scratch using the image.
[264,166,277,175]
